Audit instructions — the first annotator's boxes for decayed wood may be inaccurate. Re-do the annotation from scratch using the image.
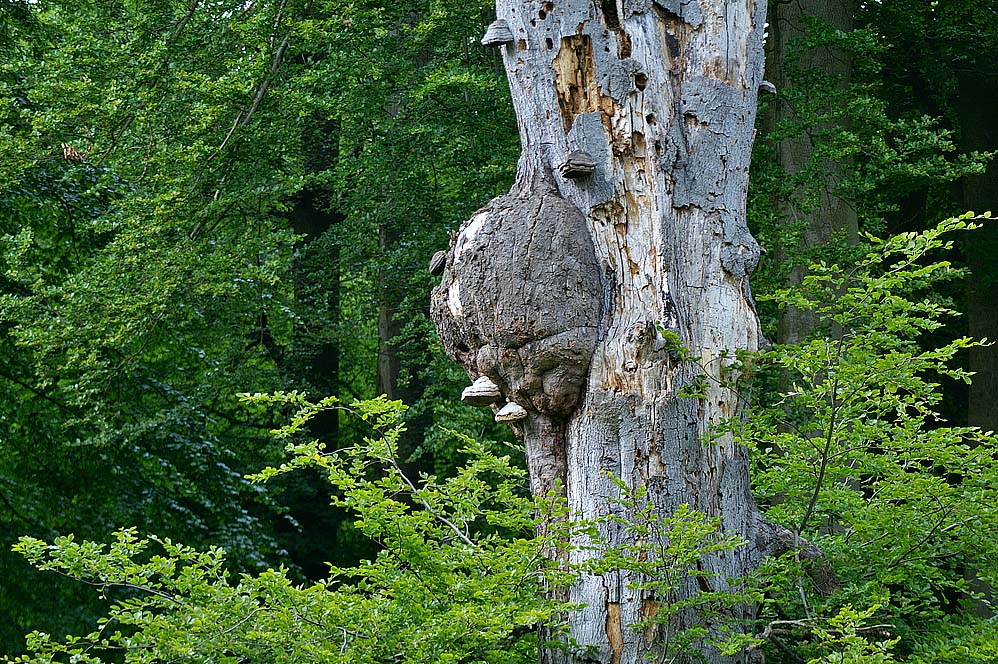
[430,1,810,662]
[430,177,602,423]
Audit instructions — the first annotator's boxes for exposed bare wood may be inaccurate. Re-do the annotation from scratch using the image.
[431,1,784,661]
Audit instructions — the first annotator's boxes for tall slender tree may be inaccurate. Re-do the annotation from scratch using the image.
[763,0,858,344]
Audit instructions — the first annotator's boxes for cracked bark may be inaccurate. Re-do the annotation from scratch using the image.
[431,1,805,661]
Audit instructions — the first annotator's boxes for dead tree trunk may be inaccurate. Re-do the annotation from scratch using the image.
[432,1,789,662]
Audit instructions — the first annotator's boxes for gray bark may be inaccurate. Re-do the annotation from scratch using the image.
[431,1,794,661]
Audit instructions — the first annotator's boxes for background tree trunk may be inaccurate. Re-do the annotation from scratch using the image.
[282,117,352,579]
[375,221,432,476]
[960,72,998,438]
[290,117,343,444]
[765,0,858,344]
[432,1,786,662]
[958,71,998,617]
[377,224,403,402]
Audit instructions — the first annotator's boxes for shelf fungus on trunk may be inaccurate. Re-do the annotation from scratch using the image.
[495,401,528,423]
[481,19,515,47]
[428,250,448,276]
[557,150,597,179]
[461,375,502,406]
[430,176,601,423]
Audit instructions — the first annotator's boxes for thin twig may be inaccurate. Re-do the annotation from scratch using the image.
[797,328,847,535]
[217,607,271,636]
[0,366,81,416]
[0,486,51,534]
[41,567,182,605]
[237,0,258,19]
[883,508,964,572]
[383,455,476,548]
[96,114,136,167]
[269,0,290,47]
[239,31,290,129]
[205,113,244,165]
[201,0,308,170]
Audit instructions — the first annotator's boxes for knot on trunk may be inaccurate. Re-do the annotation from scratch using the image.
[430,181,601,418]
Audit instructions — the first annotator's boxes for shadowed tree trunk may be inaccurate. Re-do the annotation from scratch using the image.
[430,1,804,662]
[959,71,998,617]
[765,0,858,344]
[376,224,404,403]
[375,222,432,476]
[290,119,343,444]
[960,72,998,438]
[282,118,351,579]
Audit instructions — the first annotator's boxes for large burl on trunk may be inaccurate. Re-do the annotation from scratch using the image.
[431,1,805,662]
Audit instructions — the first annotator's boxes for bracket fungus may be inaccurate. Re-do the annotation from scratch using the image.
[557,151,597,179]
[495,401,528,423]
[428,250,447,276]
[481,19,515,47]
[461,375,502,406]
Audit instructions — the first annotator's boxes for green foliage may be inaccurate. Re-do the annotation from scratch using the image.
[748,9,991,328]
[858,0,998,109]
[6,394,788,664]
[590,480,760,660]
[804,605,900,664]
[0,0,517,649]
[741,216,998,662]
[5,397,569,664]
[4,1,998,662]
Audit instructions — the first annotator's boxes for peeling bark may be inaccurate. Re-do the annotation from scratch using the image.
[431,1,795,661]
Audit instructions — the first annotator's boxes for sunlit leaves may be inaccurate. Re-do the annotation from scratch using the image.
[744,216,998,661]
[6,399,567,664]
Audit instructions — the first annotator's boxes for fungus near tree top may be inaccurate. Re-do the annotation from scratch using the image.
[481,19,514,47]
